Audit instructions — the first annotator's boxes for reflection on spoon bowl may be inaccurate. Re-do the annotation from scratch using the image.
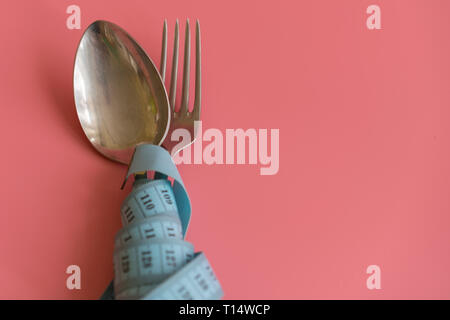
[73,20,170,164]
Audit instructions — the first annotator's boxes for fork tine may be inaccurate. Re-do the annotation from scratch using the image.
[179,19,191,114]
[169,20,179,111]
[160,20,167,82]
[192,20,201,119]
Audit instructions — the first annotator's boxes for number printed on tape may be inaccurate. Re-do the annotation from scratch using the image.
[140,253,223,300]
[114,239,194,294]
[120,180,178,225]
[115,215,183,247]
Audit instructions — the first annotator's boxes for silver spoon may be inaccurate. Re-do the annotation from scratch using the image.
[73,20,170,164]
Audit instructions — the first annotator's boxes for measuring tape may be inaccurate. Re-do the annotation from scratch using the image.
[101,144,223,300]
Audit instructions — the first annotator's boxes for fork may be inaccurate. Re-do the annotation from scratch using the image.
[159,19,201,156]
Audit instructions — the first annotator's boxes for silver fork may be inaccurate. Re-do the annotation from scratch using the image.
[160,19,201,156]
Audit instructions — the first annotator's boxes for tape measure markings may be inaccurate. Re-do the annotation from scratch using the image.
[106,146,223,300]
[120,180,178,225]
[115,214,183,247]
[115,179,223,299]
[140,253,223,300]
[114,238,194,294]
[154,182,177,212]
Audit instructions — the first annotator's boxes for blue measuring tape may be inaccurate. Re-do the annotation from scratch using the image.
[101,144,223,300]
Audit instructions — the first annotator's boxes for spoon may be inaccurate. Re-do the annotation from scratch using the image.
[73,20,170,164]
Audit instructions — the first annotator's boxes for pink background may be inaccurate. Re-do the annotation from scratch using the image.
[0,0,449,299]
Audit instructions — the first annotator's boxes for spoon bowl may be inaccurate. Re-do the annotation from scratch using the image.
[73,20,170,164]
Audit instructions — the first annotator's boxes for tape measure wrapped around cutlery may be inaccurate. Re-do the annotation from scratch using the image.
[101,144,223,300]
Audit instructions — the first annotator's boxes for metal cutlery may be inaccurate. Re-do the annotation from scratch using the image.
[160,19,202,156]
